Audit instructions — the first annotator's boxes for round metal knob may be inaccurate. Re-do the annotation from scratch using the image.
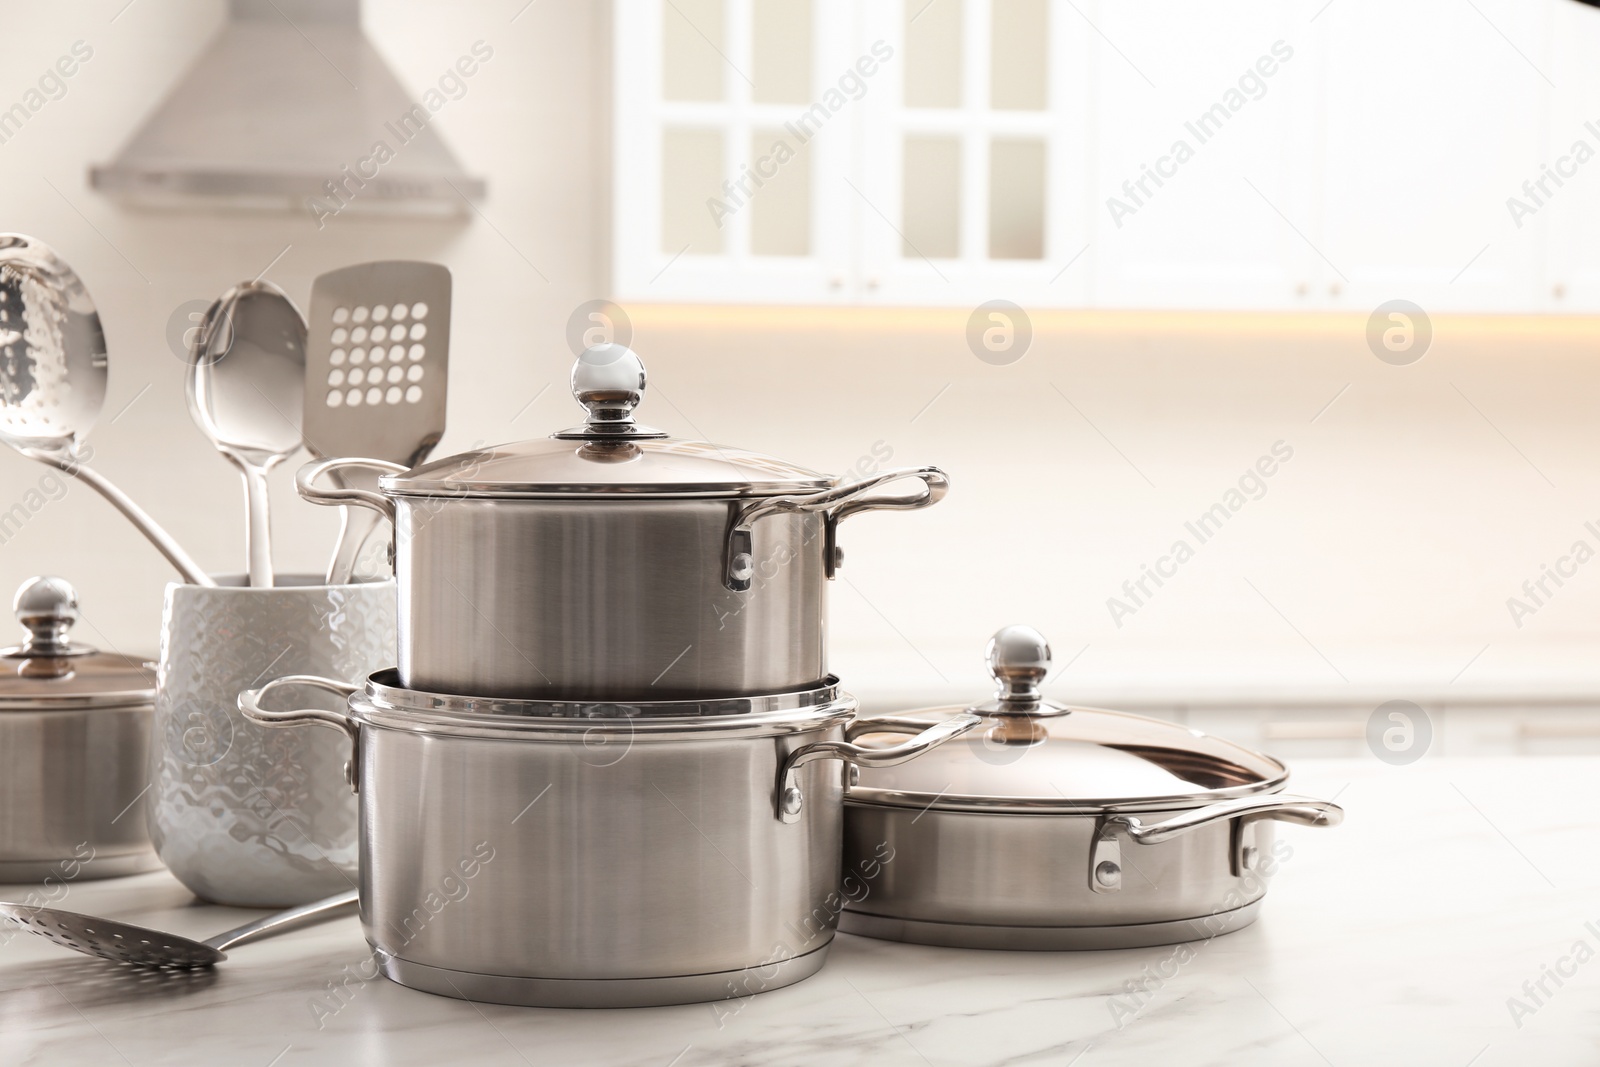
[985,625,1051,713]
[572,344,646,429]
[553,344,667,440]
[12,576,82,656]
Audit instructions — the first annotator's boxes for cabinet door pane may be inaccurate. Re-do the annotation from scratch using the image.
[662,128,726,253]
[663,0,726,101]
[903,135,962,257]
[990,138,1046,259]
[904,0,962,108]
[750,128,812,255]
[752,0,811,104]
[991,0,1047,110]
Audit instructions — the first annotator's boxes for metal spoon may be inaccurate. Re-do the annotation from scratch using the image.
[0,890,358,970]
[0,234,212,586]
[188,281,306,587]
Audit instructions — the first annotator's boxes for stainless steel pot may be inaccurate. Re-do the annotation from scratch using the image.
[0,577,161,882]
[296,344,948,700]
[239,671,978,1007]
[840,627,1344,951]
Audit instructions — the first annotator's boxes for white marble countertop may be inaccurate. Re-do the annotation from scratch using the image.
[1,757,1594,1066]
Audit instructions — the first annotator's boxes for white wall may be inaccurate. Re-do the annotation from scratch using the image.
[632,307,1600,712]
[3,0,1599,718]
[0,0,609,659]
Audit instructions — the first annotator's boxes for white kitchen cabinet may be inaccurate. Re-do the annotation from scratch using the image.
[614,0,1584,312]
[852,0,1095,308]
[612,0,861,304]
[1086,2,1314,309]
[1306,0,1550,314]
[1544,0,1600,311]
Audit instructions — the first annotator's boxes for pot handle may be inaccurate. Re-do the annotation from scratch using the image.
[774,711,981,823]
[725,466,949,591]
[296,458,405,524]
[238,675,362,793]
[1089,794,1344,893]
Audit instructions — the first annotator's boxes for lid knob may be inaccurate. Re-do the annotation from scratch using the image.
[11,576,87,657]
[555,345,667,439]
[986,625,1051,714]
[573,343,645,422]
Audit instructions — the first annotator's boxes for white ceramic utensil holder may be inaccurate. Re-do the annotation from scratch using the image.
[148,575,396,906]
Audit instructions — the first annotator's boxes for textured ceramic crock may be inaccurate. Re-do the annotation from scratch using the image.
[148,575,395,906]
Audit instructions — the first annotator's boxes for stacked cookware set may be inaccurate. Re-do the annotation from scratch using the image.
[242,344,980,1006]
[0,235,1344,1010]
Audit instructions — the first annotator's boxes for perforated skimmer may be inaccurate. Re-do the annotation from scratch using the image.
[0,889,357,969]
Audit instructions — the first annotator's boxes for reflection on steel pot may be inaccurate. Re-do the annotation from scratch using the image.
[840,626,1344,950]
[239,671,978,1007]
[296,344,949,700]
[0,577,160,882]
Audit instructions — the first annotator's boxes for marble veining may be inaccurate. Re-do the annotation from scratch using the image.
[3,758,1599,1065]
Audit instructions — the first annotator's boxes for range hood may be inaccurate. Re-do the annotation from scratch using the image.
[90,0,485,215]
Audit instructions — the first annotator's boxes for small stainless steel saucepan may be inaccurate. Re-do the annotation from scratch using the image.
[840,626,1344,951]
[0,577,161,882]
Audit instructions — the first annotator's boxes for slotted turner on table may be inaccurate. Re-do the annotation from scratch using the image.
[0,890,358,969]
[302,261,451,584]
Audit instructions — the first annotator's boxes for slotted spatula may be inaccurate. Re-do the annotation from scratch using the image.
[302,261,451,584]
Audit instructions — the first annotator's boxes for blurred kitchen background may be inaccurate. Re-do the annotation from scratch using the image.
[2,0,1598,756]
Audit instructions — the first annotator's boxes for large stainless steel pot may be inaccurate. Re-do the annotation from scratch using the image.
[296,344,948,701]
[840,627,1344,951]
[239,671,978,1007]
[0,577,161,882]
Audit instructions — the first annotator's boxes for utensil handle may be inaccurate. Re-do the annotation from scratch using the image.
[1105,795,1345,844]
[774,712,981,823]
[204,890,359,953]
[327,507,386,586]
[55,460,215,587]
[238,674,362,792]
[724,466,949,591]
[297,458,403,524]
[240,463,274,588]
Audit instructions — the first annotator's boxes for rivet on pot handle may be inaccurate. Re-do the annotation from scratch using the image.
[1088,794,1344,894]
[725,467,950,591]
[774,711,981,823]
[296,457,406,523]
[239,675,362,793]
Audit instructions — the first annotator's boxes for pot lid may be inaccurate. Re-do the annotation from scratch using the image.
[849,626,1287,813]
[0,577,155,710]
[382,345,834,498]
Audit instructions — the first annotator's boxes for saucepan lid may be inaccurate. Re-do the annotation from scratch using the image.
[381,345,834,500]
[848,626,1287,814]
[0,577,155,710]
